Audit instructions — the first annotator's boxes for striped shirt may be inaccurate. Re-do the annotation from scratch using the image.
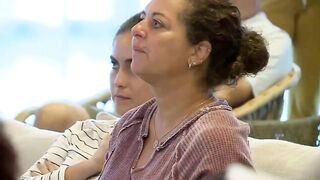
[100,98,252,180]
[20,113,118,180]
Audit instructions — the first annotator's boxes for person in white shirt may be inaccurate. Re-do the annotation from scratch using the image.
[215,0,293,108]
[20,13,153,180]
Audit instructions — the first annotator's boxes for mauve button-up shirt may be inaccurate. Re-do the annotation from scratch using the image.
[99,98,252,180]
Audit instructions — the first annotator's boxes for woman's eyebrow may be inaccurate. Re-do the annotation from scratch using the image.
[110,55,118,62]
[110,56,132,64]
[152,12,166,18]
[142,11,166,18]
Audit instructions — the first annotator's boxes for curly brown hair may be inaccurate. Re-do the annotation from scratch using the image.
[182,0,269,88]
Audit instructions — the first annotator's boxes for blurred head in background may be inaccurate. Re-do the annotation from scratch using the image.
[34,102,90,132]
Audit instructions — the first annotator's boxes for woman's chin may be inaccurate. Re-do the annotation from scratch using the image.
[115,107,128,116]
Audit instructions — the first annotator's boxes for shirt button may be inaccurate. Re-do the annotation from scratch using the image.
[182,131,187,136]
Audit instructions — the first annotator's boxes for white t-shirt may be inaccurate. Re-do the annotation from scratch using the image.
[243,12,293,96]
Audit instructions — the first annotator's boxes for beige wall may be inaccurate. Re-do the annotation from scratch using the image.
[262,0,320,118]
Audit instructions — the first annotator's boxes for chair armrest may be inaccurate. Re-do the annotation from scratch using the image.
[234,64,301,118]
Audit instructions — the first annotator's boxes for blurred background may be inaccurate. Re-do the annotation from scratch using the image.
[0,0,319,122]
[0,0,150,119]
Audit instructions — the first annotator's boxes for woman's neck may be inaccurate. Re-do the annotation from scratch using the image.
[152,80,212,134]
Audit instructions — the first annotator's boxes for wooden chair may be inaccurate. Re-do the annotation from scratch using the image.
[15,108,37,123]
[234,64,301,120]
[81,91,112,118]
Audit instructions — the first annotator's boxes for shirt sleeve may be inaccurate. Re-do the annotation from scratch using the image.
[172,113,252,180]
[19,122,84,180]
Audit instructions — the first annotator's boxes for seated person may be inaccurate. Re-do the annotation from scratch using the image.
[24,0,269,178]
[0,121,18,180]
[34,102,90,132]
[66,0,268,178]
[97,0,268,178]
[20,13,153,180]
[215,0,293,107]
[29,0,292,135]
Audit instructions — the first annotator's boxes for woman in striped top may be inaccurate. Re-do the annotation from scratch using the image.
[20,13,153,180]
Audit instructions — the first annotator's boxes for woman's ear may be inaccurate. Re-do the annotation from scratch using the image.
[195,40,212,64]
[187,41,212,68]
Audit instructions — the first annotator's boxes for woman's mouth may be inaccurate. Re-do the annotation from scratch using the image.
[113,95,131,102]
[132,45,146,53]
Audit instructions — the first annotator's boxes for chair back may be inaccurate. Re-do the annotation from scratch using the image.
[234,64,301,120]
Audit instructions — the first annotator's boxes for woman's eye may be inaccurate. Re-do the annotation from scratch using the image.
[112,64,119,70]
[111,60,119,69]
[152,19,162,29]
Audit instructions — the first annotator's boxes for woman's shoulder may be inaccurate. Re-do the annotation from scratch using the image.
[175,104,252,175]
[195,99,247,128]
[183,101,250,147]
[177,111,250,161]
[67,118,118,135]
[188,117,249,143]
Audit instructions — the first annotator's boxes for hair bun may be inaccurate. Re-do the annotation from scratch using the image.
[231,30,269,78]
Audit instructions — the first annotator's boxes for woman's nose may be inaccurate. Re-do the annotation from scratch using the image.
[114,70,128,88]
[131,21,146,38]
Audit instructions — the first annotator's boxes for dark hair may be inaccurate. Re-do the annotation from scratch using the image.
[0,123,17,180]
[115,12,142,36]
[182,0,269,87]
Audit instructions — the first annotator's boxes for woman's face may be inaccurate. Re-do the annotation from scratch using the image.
[110,32,153,116]
[131,0,194,84]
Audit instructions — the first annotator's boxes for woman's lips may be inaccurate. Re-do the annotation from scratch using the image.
[132,45,146,53]
[113,95,131,102]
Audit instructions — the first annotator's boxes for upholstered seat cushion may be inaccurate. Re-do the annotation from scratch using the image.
[3,120,320,179]
[249,137,320,180]
[3,120,61,175]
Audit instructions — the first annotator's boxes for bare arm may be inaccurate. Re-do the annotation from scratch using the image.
[64,160,100,180]
[20,128,69,179]
[21,119,116,180]
[65,134,111,180]
[214,77,253,107]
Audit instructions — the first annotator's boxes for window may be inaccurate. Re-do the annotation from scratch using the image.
[0,0,150,119]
